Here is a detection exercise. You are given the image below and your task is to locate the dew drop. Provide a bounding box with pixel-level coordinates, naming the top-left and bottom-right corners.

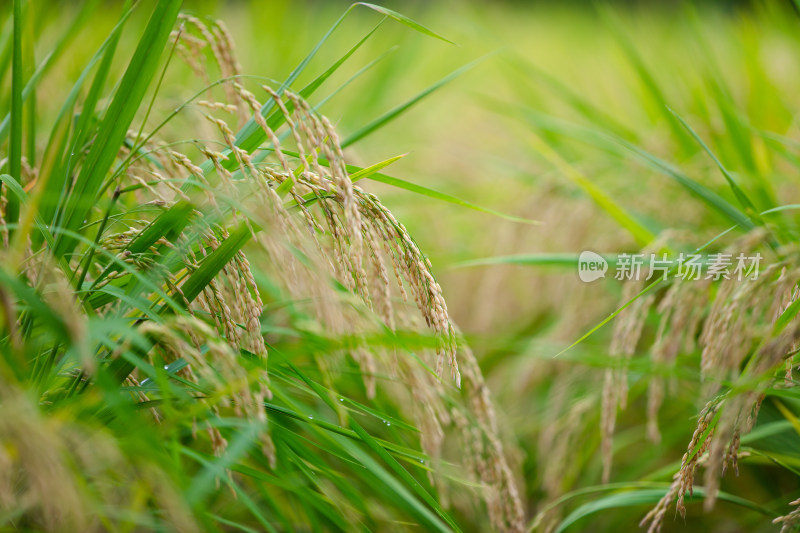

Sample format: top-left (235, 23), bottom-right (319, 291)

top-left (308, 416), bottom-right (313, 420)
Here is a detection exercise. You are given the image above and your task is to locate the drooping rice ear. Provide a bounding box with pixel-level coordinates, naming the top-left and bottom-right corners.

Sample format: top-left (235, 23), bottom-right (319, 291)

top-left (641, 233), bottom-right (800, 526)
top-left (600, 278), bottom-right (655, 481)
top-left (774, 497), bottom-right (800, 532)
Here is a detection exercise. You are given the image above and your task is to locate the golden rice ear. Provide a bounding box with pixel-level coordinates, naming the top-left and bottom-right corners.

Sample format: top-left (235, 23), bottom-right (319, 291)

top-left (637, 233), bottom-right (800, 527)
top-left (648, 277), bottom-right (709, 443)
top-left (640, 399), bottom-right (719, 533)
top-left (0, 385), bottom-right (198, 532)
top-left (0, 389), bottom-right (90, 531)
top-left (177, 15), bottom-right (246, 125)
top-left (600, 278), bottom-right (656, 482)
top-left (774, 497), bottom-right (800, 532)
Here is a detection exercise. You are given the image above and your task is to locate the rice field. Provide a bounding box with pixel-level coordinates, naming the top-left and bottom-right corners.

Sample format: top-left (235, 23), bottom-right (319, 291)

top-left (2, 0), bottom-right (800, 531)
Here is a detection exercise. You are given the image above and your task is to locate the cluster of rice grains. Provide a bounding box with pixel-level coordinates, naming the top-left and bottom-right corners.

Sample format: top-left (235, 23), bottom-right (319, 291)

top-left (588, 235), bottom-right (800, 533)
top-left (8, 15), bottom-right (524, 532)
top-left (0, 383), bottom-right (196, 532)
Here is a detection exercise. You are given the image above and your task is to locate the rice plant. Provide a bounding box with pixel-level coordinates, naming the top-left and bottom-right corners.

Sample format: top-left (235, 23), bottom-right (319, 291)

top-left (0, 1), bottom-right (524, 531)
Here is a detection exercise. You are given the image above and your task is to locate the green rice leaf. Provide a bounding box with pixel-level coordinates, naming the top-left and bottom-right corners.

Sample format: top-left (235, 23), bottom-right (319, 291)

top-left (453, 253), bottom-right (618, 269)
top-left (174, 221), bottom-right (253, 306)
top-left (668, 107), bottom-right (763, 223)
top-left (5, 0), bottom-right (23, 228)
top-left (298, 19), bottom-right (385, 100)
top-left (511, 106), bottom-right (753, 230)
top-left (281, 150), bottom-right (536, 224)
top-left (38, 2), bottom-right (133, 244)
top-left (356, 3), bottom-right (454, 44)
top-left (54, 0), bottom-right (182, 258)
top-left (555, 487), bottom-right (772, 533)
top-left (366, 171), bottom-right (538, 225)
top-left (342, 57), bottom-right (486, 148)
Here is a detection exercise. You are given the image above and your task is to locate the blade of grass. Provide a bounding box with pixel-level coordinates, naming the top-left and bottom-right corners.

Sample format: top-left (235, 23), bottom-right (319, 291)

top-left (554, 487), bottom-right (772, 533)
top-left (668, 107), bottom-right (764, 223)
top-left (595, 3), bottom-right (695, 155)
top-left (685, 8), bottom-right (762, 176)
top-left (173, 221), bottom-right (252, 306)
top-left (286, 359), bottom-right (460, 532)
top-left (356, 3), bottom-right (454, 44)
top-left (367, 171), bottom-right (538, 225)
top-left (265, 376), bottom-right (449, 527)
top-left (342, 56), bottom-right (487, 148)
top-left (348, 422), bottom-right (457, 533)
top-left (262, 396), bottom-right (429, 463)
top-left (6, 0), bottom-right (23, 230)
top-left (181, 3), bottom-right (378, 187)
top-left (453, 253), bottom-right (619, 269)
top-left (232, 4), bottom-right (361, 154)
top-left (350, 153), bottom-right (407, 182)
top-left (280, 150), bottom-right (537, 224)
top-left (85, 201), bottom-right (195, 300)
top-left (0, 0), bottom-right (101, 143)
top-left (22, 2), bottom-right (33, 167)
top-left (505, 52), bottom-right (637, 141)
top-left (509, 105), bottom-right (753, 230)
top-left (54, 0), bottom-right (182, 259)
top-left (36, 1), bottom-right (133, 235)
top-left (298, 18), bottom-right (385, 101)
top-left (185, 422), bottom-right (261, 505)
top-left (773, 400), bottom-right (800, 439)
top-left (313, 45), bottom-right (399, 111)
top-left (0, 16), bottom-right (12, 83)
top-left (0, 174), bottom-right (56, 251)
top-left (193, 3), bottom-right (450, 184)
top-left (527, 132), bottom-right (655, 245)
